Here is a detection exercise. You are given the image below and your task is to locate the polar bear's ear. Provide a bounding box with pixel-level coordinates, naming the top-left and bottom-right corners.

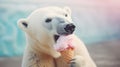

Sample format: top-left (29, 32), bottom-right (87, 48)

top-left (17, 18), bottom-right (28, 31)
top-left (63, 7), bottom-right (71, 15)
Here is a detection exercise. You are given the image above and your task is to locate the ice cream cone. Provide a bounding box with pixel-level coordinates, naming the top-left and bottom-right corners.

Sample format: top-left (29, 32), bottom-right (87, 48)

top-left (60, 47), bottom-right (74, 63)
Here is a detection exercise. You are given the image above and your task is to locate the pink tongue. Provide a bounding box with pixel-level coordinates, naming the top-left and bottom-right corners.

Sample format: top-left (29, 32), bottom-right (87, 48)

top-left (54, 34), bottom-right (75, 51)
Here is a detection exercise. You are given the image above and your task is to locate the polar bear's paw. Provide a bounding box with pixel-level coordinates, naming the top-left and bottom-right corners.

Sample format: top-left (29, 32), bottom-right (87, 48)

top-left (70, 56), bottom-right (85, 67)
top-left (52, 52), bottom-right (61, 58)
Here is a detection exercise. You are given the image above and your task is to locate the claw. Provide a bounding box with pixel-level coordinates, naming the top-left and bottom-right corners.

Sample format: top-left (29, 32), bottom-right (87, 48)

top-left (70, 59), bottom-right (76, 67)
top-left (70, 58), bottom-right (76, 61)
top-left (70, 61), bottom-right (76, 67)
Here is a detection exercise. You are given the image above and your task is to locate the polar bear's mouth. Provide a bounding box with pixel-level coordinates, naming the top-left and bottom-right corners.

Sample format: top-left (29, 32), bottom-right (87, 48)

top-left (54, 35), bottom-right (60, 42)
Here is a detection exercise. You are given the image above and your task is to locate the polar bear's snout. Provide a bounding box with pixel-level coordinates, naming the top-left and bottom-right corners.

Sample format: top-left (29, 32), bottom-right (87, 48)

top-left (64, 23), bottom-right (75, 34)
top-left (57, 23), bottom-right (76, 35)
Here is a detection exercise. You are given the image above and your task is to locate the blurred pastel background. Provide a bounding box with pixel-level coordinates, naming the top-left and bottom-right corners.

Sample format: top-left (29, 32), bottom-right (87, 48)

top-left (0, 0), bottom-right (120, 67)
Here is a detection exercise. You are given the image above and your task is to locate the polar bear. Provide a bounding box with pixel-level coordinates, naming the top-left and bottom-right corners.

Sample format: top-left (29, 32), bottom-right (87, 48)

top-left (18, 6), bottom-right (96, 67)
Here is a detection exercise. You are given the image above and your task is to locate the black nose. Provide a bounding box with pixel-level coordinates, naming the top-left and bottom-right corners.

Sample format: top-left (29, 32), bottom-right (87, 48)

top-left (64, 23), bottom-right (76, 34)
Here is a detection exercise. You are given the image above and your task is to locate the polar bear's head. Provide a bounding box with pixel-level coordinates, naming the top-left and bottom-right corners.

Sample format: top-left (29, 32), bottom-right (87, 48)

top-left (18, 6), bottom-right (75, 43)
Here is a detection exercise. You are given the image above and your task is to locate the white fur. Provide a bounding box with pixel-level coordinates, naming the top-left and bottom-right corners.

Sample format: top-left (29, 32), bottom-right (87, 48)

top-left (18, 6), bottom-right (96, 67)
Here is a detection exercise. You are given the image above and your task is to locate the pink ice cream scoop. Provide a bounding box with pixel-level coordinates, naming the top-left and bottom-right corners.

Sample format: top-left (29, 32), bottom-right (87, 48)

top-left (54, 34), bottom-right (76, 52)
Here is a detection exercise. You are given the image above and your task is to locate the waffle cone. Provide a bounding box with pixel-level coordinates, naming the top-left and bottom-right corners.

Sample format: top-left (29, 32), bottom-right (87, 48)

top-left (60, 48), bottom-right (74, 63)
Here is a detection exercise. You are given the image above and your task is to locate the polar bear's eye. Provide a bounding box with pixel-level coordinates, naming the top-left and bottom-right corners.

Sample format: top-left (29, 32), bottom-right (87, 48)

top-left (65, 14), bottom-right (68, 17)
top-left (45, 18), bottom-right (52, 23)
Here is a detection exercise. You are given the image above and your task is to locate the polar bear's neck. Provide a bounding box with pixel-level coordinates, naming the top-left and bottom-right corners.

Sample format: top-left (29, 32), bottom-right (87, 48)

top-left (22, 34), bottom-right (55, 67)
top-left (26, 34), bottom-right (55, 54)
